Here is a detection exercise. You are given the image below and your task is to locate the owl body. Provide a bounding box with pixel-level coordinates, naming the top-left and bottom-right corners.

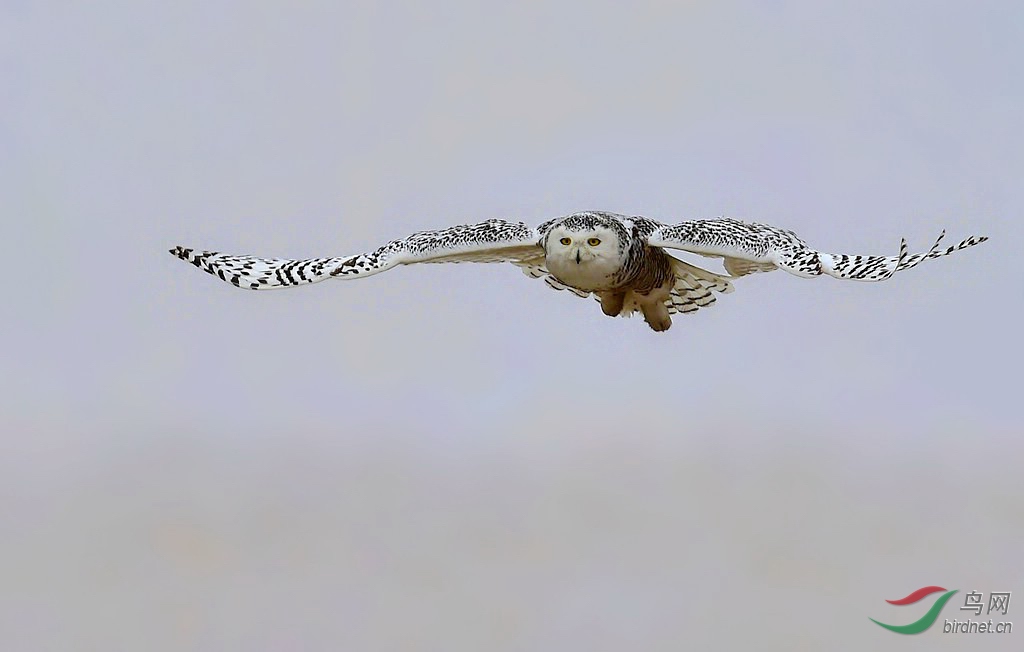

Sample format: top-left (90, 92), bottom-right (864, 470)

top-left (171, 210), bottom-right (986, 332)
top-left (540, 213), bottom-right (679, 329)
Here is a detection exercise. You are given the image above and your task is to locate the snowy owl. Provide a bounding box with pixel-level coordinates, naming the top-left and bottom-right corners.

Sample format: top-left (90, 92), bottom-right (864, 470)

top-left (170, 211), bottom-right (986, 331)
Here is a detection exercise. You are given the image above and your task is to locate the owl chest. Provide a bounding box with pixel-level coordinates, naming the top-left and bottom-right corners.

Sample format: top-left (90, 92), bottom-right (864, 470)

top-left (621, 247), bottom-right (674, 292)
top-left (544, 252), bottom-right (624, 292)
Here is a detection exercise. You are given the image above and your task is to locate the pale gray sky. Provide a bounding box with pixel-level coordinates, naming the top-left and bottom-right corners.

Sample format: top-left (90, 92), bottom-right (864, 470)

top-left (2, 2), bottom-right (1022, 650)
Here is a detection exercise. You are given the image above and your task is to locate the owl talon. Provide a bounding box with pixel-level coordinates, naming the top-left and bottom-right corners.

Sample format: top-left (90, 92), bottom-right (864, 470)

top-left (599, 292), bottom-right (626, 317)
top-left (641, 301), bottom-right (672, 332)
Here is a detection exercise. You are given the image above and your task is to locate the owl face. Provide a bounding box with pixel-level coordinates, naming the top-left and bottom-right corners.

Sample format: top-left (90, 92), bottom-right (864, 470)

top-left (544, 222), bottom-right (622, 290)
top-left (548, 223), bottom-right (619, 262)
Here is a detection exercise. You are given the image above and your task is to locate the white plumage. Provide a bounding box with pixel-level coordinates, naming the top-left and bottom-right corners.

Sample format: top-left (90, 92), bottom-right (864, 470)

top-left (171, 211), bottom-right (986, 332)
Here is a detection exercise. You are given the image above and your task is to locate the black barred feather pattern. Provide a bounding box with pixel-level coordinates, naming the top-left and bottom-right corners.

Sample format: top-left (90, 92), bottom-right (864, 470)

top-left (170, 219), bottom-right (544, 290)
top-left (330, 219), bottom-right (544, 277)
top-left (665, 257), bottom-right (734, 315)
top-left (648, 217), bottom-right (987, 281)
top-left (819, 230), bottom-right (988, 281)
top-left (171, 211), bottom-right (986, 331)
top-left (515, 262), bottom-right (592, 298)
top-left (168, 247), bottom-right (350, 290)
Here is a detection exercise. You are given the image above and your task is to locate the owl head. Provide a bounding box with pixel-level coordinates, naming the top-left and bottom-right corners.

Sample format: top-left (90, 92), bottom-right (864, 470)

top-left (544, 212), bottom-right (629, 289)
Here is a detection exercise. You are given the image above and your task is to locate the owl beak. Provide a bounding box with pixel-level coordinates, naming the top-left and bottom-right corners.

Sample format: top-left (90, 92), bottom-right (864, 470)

top-left (575, 249), bottom-right (581, 264)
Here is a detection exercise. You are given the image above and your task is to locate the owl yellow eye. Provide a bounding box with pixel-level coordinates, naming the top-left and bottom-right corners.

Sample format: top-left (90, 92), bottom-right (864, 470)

top-left (559, 237), bottom-right (571, 245)
top-left (587, 237), bottom-right (601, 246)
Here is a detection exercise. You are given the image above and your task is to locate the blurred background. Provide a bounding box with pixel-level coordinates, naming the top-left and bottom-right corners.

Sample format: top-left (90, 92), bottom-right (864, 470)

top-left (2, 1), bottom-right (1022, 649)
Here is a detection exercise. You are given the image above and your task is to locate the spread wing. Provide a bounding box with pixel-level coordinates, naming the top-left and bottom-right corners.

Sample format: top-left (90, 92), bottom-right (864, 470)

top-left (646, 217), bottom-right (987, 280)
top-left (170, 219), bottom-right (545, 290)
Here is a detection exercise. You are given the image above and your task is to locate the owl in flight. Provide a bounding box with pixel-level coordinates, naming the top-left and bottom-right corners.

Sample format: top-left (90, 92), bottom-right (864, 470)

top-left (170, 211), bottom-right (986, 331)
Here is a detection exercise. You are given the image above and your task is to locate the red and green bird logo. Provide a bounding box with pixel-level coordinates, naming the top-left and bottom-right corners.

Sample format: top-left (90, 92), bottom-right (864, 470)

top-left (870, 586), bottom-right (958, 634)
